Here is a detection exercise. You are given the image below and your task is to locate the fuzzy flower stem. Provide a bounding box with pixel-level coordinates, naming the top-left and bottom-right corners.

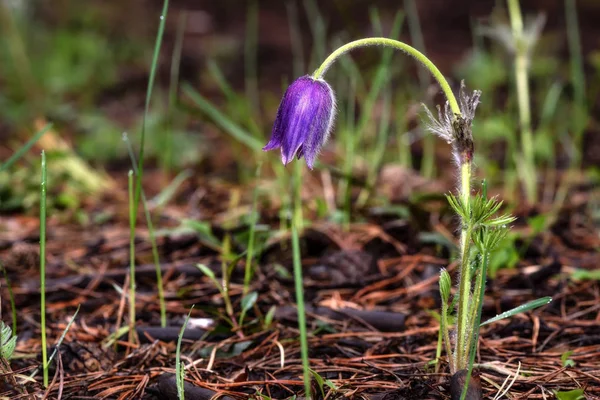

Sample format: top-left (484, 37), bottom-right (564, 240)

top-left (454, 161), bottom-right (472, 370)
top-left (441, 299), bottom-right (454, 374)
top-left (313, 38), bottom-right (461, 116)
top-left (455, 226), bottom-right (472, 370)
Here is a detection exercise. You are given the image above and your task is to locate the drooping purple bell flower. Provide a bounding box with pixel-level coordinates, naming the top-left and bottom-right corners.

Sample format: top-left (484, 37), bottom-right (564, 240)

top-left (263, 75), bottom-right (336, 169)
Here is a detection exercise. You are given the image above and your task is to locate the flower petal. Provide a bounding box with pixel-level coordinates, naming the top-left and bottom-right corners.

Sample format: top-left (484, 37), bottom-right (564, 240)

top-left (264, 75), bottom-right (337, 168)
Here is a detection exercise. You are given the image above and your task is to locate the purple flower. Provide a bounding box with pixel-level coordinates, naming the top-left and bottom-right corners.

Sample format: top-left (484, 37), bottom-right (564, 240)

top-left (263, 75), bottom-right (336, 169)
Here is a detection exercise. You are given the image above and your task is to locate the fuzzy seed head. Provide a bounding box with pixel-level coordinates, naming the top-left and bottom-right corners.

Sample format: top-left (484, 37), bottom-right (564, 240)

top-left (421, 81), bottom-right (481, 165)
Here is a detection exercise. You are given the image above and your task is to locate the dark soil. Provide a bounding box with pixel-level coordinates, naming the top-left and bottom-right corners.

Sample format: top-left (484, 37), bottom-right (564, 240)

top-left (1, 169), bottom-right (599, 399)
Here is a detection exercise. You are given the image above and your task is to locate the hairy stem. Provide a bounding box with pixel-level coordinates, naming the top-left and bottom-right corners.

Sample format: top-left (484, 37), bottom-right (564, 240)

top-left (460, 248), bottom-right (490, 400)
top-left (313, 37), bottom-right (460, 116)
top-left (292, 189), bottom-right (312, 398)
top-left (455, 224), bottom-right (472, 371)
top-left (441, 300), bottom-right (454, 374)
top-left (465, 251), bottom-right (487, 371)
top-left (454, 159), bottom-right (473, 370)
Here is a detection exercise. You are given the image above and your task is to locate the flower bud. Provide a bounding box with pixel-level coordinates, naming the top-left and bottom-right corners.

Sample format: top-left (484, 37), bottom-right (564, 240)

top-left (263, 75), bottom-right (336, 169)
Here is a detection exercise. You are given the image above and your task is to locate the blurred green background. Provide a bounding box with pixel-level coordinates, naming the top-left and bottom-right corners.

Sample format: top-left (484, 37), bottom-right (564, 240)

top-left (0, 0), bottom-right (599, 215)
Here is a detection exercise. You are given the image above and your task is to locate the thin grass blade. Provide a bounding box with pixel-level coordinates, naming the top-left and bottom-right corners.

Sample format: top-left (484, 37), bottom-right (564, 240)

top-left (480, 297), bottom-right (552, 326)
top-left (176, 306), bottom-right (194, 400)
top-left (39, 150), bottom-right (48, 387)
top-left (183, 83), bottom-right (263, 151)
top-left (0, 124), bottom-right (52, 172)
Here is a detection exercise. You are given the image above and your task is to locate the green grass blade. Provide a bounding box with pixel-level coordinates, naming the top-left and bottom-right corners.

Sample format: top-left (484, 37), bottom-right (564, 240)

top-left (291, 183), bottom-right (312, 398)
top-left (566, 0), bottom-right (585, 108)
top-left (195, 264), bottom-right (224, 298)
top-left (39, 150), bottom-right (48, 387)
top-left (338, 76), bottom-right (357, 227)
top-left (480, 297), bottom-right (552, 326)
top-left (134, 0), bottom-right (169, 219)
top-left (149, 169), bottom-right (193, 210)
top-left (539, 81), bottom-right (563, 127)
top-left (243, 164), bottom-right (261, 297)
top-left (404, 0), bottom-right (436, 177)
top-left (176, 306), bottom-right (194, 400)
top-left (165, 10), bottom-right (187, 173)
top-left (128, 170), bottom-right (137, 342)
top-left (303, 0), bottom-right (327, 68)
top-left (0, 123), bottom-right (52, 172)
top-left (206, 60), bottom-right (239, 103)
top-left (239, 291), bottom-right (258, 327)
top-left (123, 133), bottom-right (167, 327)
top-left (183, 83), bottom-right (263, 151)
top-left (206, 60), bottom-right (263, 140)
top-left (45, 305), bottom-right (80, 368)
top-left (357, 88), bottom-right (391, 207)
top-left (404, 0), bottom-right (429, 88)
top-left (286, 1), bottom-right (305, 77)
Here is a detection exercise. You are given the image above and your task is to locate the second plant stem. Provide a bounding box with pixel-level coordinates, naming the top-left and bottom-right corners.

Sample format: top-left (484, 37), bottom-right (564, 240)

top-left (291, 165), bottom-right (311, 398)
top-left (508, 0), bottom-right (537, 203)
top-left (455, 160), bottom-right (473, 371)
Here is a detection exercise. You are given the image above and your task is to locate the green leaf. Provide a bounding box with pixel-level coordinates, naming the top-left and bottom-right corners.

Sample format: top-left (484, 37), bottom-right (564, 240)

top-left (149, 169), bottom-right (193, 209)
top-left (527, 214), bottom-right (548, 234)
top-left (309, 368), bottom-right (326, 398)
top-left (474, 225), bottom-right (510, 253)
top-left (368, 205), bottom-right (410, 219)
top-left (418, 232), bottom-right (458, 252)
top-left (427, 309), bottom-right (456, 324)
top-left (488, 244), bottom-right (520, 277)
top-left (195, 264), bottom-right (223, 295)
top-left (181, 219), bottom-right (221, 249)
top-left (0, 124), bottom-right (53, 172)
top-left (195, 263), bottom-right (216, 280)
top-left (571, 269), bottom-right (600, 281)
top-left (554, 389), bottom-right (585, 400)
top-left (324, 379), bottom-right (338, 391)
top-left (485, 214), bottom-right (517, 227)
top-left (561, 351), bottom-right (575, 368)
top-left (0, 321), bottom-right (17, 360)
top-left (264, 306), bottom-right (276, 329)
top-left (183, 84), bottom-right (262, 151)
top-left (241, 291), bottom-right (258, 315)
top-left (46, 305), bottom-right (80, 367)
top-left (445, 193), bottom-right (468, 220)
top-left (480, 297), bottom-right (552, 326)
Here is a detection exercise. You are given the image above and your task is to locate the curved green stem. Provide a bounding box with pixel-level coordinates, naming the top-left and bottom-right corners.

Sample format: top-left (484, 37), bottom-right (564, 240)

top-left (312, 37), bottom-right (461, 116)
top-left (312, 37), bottom-right (476, 376)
